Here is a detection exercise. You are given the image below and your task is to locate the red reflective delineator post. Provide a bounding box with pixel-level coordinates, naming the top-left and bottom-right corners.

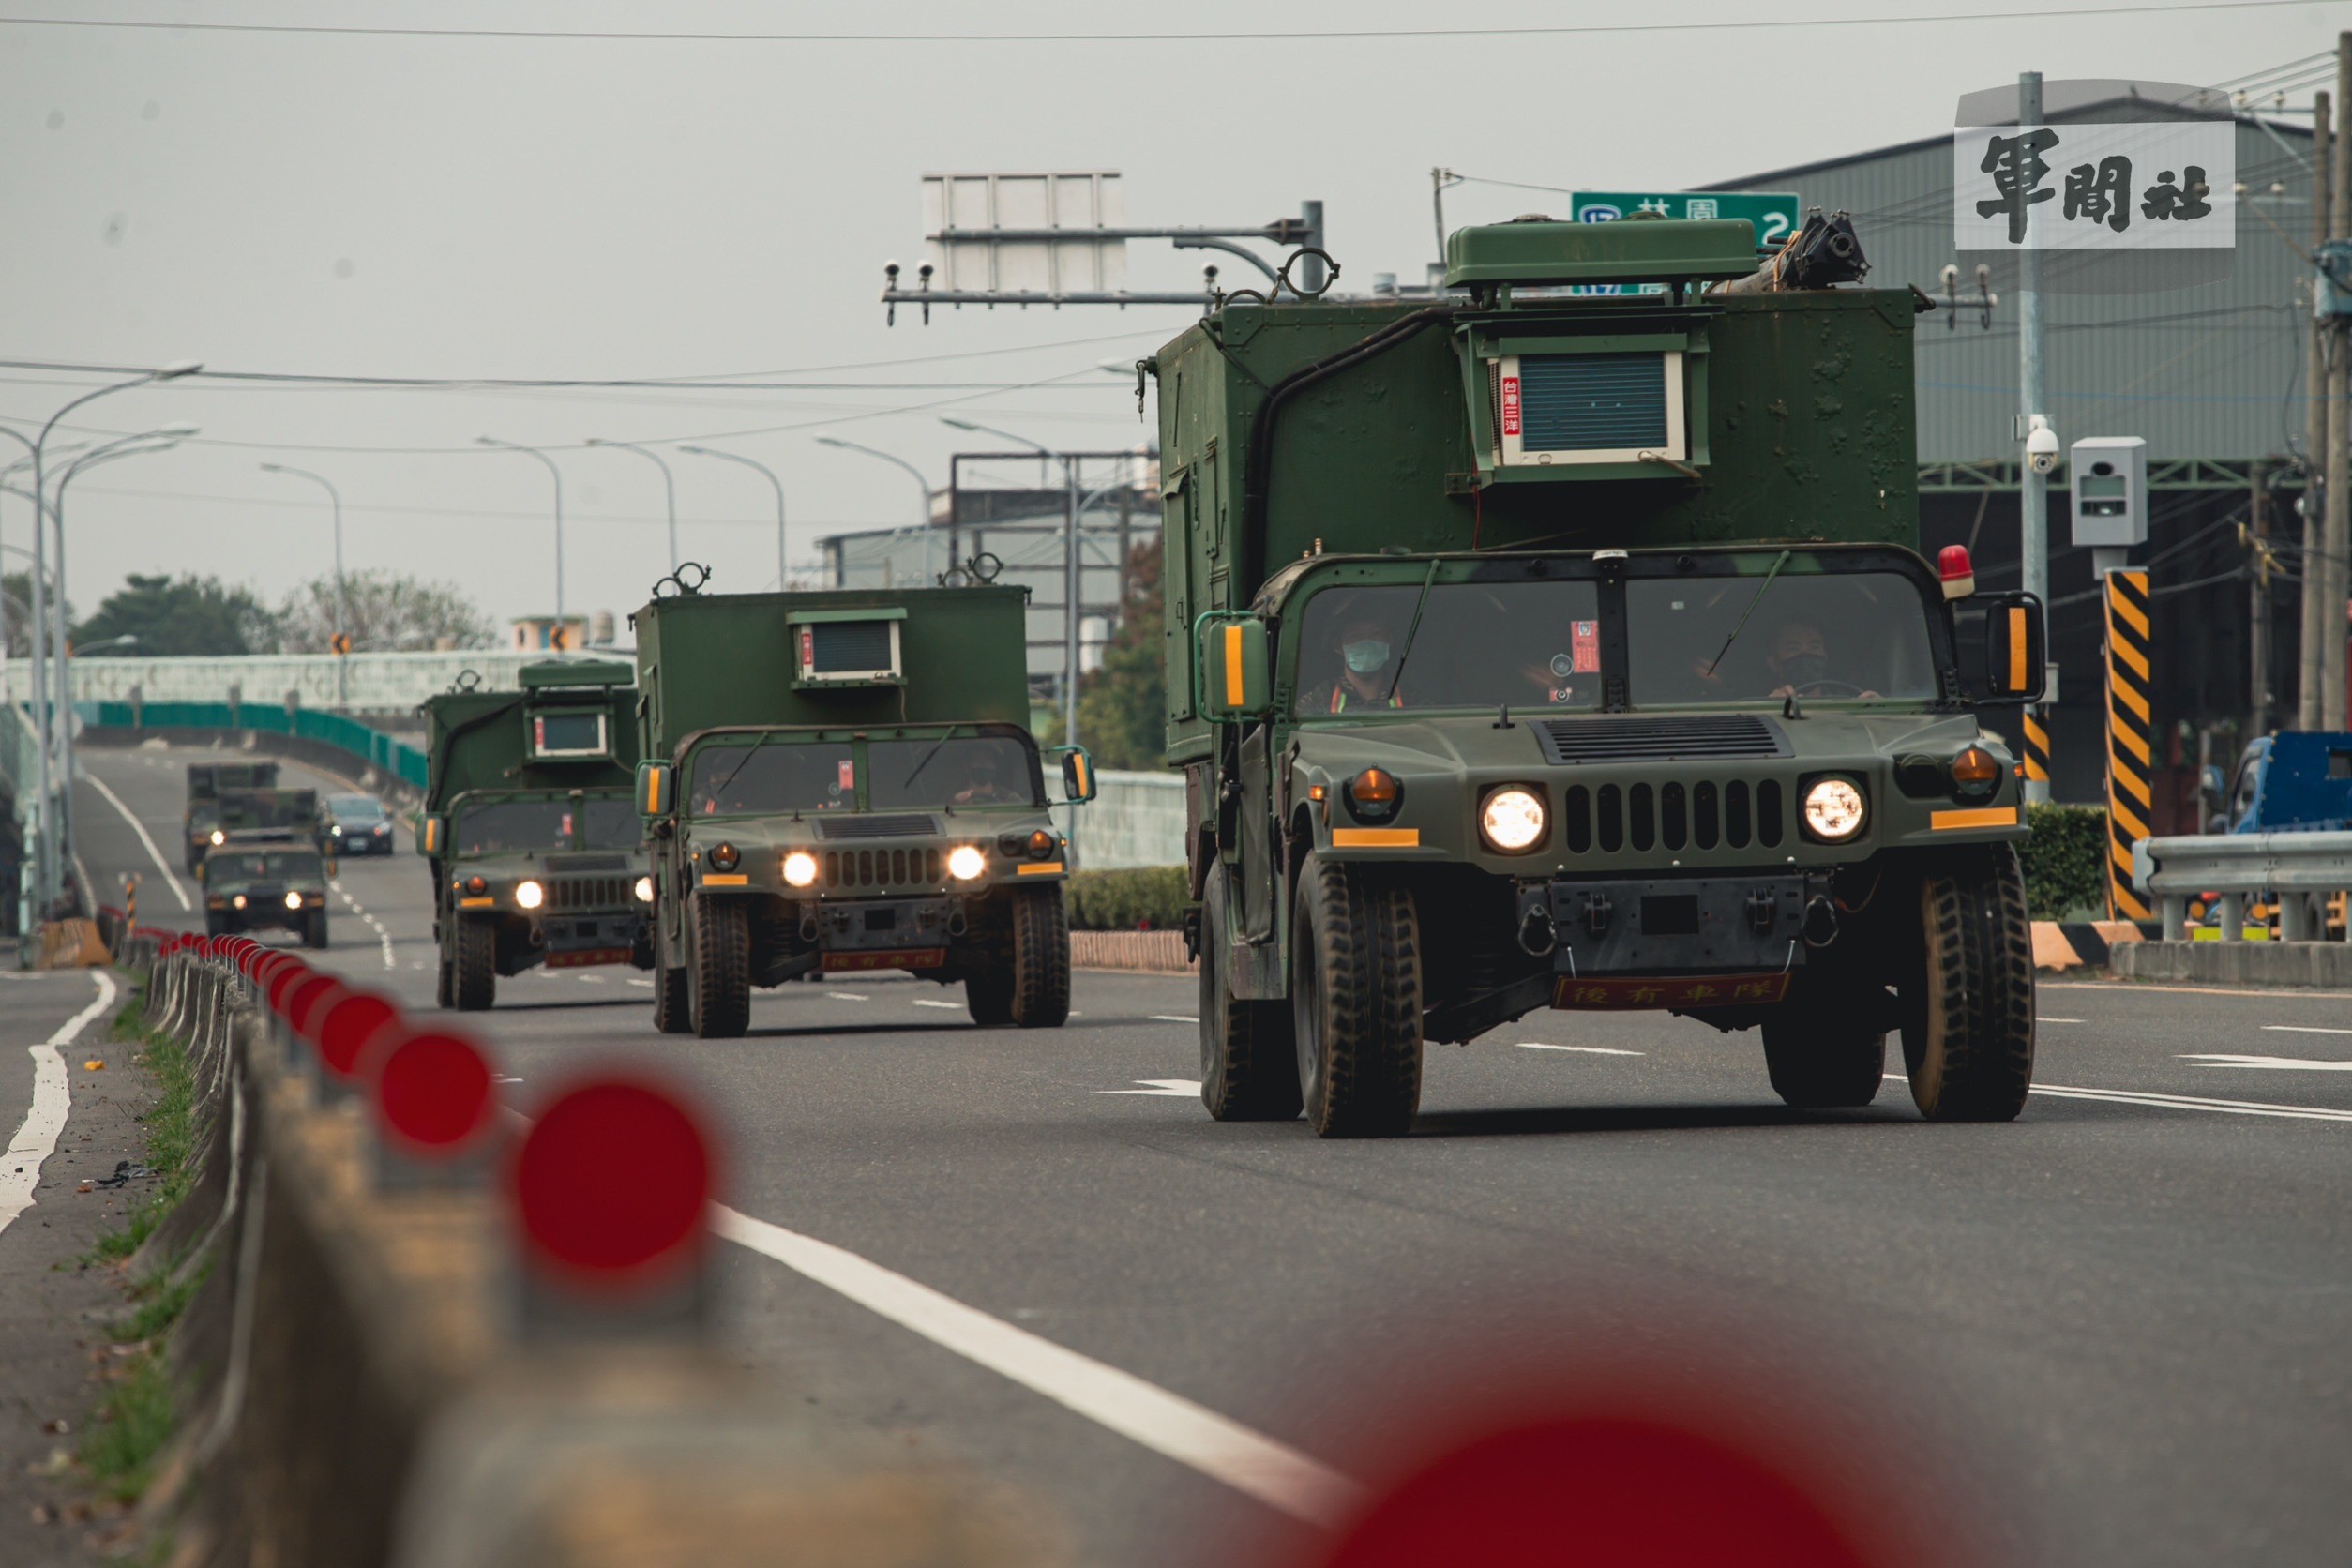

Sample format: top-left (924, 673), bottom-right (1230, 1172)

top-left (310, 988), bottom-right (400, 1104)
top-left (364, 1026), bottom-right (499, 1191)
top-left (508, 1076), bottom-right (718, 1336)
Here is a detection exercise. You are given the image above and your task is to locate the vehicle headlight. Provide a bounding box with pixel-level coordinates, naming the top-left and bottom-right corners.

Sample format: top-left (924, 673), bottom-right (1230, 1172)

top-left (1802, 777), bottom-right (1868, 841)
top-left (210, 830), bottom-right (225, 845)
top-left (331, 825), bottom-right (344, 836)
top-left (782, 852), bottom-right (818, 889)
top-left (708, 842), bottom-right (740, 873)
top-left (946, 844), bottom-right (988, 882)
top-left (1479, 787), bottom-right (1548, 853)
top-left (284, 890), bottom-right (304, 911)
top-left (232, 895), bottom-right (247, 910)
top-left (634, 875), bottom-right (656, 902)
top-left (514, 879), bottom-right (545, 910)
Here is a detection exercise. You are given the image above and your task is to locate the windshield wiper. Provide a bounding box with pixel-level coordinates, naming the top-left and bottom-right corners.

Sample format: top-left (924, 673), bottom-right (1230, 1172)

top-left (701, 738), bottom-right (768, 808)
top-left (1703, 550), bottom-right (1793, 679)
top-left (1382, 560), bottom-right (1441, 706)
top-left (900, 731), bottom-right (958, 791)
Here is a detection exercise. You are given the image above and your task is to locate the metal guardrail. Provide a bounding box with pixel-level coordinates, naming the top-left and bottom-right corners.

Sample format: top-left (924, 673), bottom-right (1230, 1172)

top-left (81, 699), bottom-right (430, 790)
top-left (2137, 832), bottom-right (2352, 942)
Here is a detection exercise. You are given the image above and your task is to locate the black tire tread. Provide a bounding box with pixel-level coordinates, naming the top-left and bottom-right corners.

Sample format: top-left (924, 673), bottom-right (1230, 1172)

top-left (1199, 863), bottom-right (1301, 1121)
top-left (1296, 859), bottom-right (1422, 1138)
top-left (1761, 1000), bottom-right (1885, 1109)
top-left (652, 954), bottom-right (691, 1033)
top-left (690, 895), bottom-right (751, 1039)
top-left (1009, 885), bottom-right (1072, 1029)
top-left (452, 917), bottom-right (496, 1012)
top-left (1906, 846), bottom-right (2036, 1122)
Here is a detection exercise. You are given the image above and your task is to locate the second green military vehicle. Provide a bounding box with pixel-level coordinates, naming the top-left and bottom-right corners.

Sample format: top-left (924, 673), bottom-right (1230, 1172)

top-left (214, 786), bottom-right (324, 854)
top-left (1147, 214), bottom-right (2047, 1137)
top-left (416, 662), bottom-right (651, 1010)
top-left (630, 581), bottom-right (1093, 1038)
top-left (182, 761), bottom-right (279, 871)
top-left (199, 830), bottom-right (331, 945)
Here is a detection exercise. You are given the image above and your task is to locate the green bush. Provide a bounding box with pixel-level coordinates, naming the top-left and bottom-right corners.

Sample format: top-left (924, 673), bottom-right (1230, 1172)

top-left (2018, 803), bottom-right (2109, 920)
top-left (1066, 866), bottom-right (1189, 930)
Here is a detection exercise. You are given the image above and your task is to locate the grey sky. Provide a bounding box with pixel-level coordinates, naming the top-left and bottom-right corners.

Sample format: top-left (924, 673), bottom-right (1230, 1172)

top-left (1, 0), bottom-right (2337, 634)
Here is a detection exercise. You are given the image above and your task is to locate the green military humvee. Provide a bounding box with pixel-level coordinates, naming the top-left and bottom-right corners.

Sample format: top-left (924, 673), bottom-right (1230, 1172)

top-left (200, 830), bottom-right (331, 946)
top-left (630, 581), bottom-right (1093, 1038)
top-left (1147, 215), bottom-right (2047, 1138)
top-left (183, 761), bottom-right (280, 871)
top-left (417, 662), bottom-right (651, 1010)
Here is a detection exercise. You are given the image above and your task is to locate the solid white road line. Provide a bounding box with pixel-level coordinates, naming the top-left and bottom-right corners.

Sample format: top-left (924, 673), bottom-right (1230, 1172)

top-left (1098, 1078), bottom-right (1202, 1097)
top-left (1515, 1042), bottom-right (1644, 1056)
top-left (712, 1206), bottom-right (1362, 1526)
top-left (2180, 1053), bottom-right (2352, 1072)
top-left (0, 972), bottom-right (117, 1240)
top-left (83, 772), bottom-right (190, 909)
top-left (1889, 1069), bottom-right (2352, 1123)
top-left (2263, 1024), bottom-right (2352, 1036)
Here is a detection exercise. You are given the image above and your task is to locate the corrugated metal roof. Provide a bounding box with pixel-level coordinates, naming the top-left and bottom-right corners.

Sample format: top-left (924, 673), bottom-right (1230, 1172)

top-left (1711, 111), bottom-right (2314, 468)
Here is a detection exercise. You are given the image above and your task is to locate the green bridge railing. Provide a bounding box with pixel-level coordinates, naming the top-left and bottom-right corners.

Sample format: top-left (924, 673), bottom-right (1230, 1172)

top-left (81, 701), bottom-right (429, 792)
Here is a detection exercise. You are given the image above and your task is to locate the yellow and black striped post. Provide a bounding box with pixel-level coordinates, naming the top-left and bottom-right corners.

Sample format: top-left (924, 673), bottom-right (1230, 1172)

top-left (2022, 708), bottom-right (2052, 796)
top-left (2102, 569), bottom-right (2154, 924)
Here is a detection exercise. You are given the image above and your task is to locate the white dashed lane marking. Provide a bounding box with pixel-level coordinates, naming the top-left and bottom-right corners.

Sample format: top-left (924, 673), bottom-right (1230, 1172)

top-left (1516, 1042), bottom-right (1644, 1056)
top-left (912, 999), bottom-right (961, 1010)
top-left (1150, 1015), bottom-right (1199, 1024)
top-left (1098, 1078), bottom-right (1201, 1097)
top-left (328, 881), bottom-right (397, 970)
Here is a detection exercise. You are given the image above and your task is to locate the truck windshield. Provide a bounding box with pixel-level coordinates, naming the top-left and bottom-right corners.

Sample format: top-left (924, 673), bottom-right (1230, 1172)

top-left (222, 794), bottom-right (313, 829)
top-left (215, 852), bottom-right (321, 880)
top-left (454, 798), bottom-right (641, 853)
top-left (1292, 582), bottom-right (1606, 716)
top-left (690, 742), bottom-right (854, 816)
top-left (867, 736), bottom-right (1041, 809)
top-left (1625, 572), bottom-right (1937, 704)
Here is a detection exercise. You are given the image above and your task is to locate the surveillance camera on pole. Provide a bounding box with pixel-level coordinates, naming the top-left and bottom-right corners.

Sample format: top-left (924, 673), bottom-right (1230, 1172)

top-left (2024, 415), bottom-right (2060, 475)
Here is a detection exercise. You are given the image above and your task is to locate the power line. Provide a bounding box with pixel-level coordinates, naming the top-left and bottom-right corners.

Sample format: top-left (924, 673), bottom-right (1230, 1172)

top-left (0, 0), bottom-right (2312, 43)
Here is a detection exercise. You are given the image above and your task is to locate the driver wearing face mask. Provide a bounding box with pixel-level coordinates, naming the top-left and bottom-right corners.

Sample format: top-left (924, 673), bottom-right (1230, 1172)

top-left (1764, 619), bottom-right (1877, 701)
top-left (1314, 611), bottom-right (1407, 714)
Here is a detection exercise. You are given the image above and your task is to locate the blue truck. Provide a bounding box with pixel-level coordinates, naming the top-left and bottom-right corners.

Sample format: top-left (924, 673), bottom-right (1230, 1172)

top-left (2217, 732), bottom-right (2352, 834)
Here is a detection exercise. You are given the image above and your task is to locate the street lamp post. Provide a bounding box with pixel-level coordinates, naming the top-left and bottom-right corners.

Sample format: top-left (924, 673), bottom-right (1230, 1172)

top-left (941, 417), bottom-right (1080, 748)
top-left (587, 438), bottom-right (680, 574)
top-left (813, 435), bottom-right (933, 558)
top-left (48, 429), bottom-right (198, 878)
top-left (477, 437), bottom-right (567, 646)
top-left (14, 362), bottom-right (199, 921)
top-left (260, 463), bottom-right (349, 709)
top-left (678, 445), bottom-right (788, 590)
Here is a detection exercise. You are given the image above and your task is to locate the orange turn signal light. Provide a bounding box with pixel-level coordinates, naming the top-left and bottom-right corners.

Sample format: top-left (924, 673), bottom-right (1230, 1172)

top-left (1952, 746), bottom-right (2001, 798)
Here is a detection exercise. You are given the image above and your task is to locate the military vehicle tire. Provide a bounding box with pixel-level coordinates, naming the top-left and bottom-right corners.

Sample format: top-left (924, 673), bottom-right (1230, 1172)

top-left (1903, 846), bottom-right (2035, 1122)
top-left (1761, 999), bottom-right (1884, 1109)
top-left (1199, 862), bottom-right (1300, 1121)
top-left (689, 895), bottom-right (750, 1039)
top-left (452, 917), bottom-right (497, 1011)
top-left (1290, 856), bottom-right (1422, 1138)
top-left (652, 955), bottom-right (692, 1034)
top-left (435, 948), bottom-right (455, 1009)
top-left (304, 910), bottom-right (330, 950)
top-left (204, 912), bottom-right (223, 938)
top-left (1008, 885), bottom-right (1071, 1029)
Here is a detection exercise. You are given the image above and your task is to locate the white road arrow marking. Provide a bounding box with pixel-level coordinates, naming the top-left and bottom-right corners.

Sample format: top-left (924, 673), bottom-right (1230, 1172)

top-left (2181, 1053), bottom-right (2352, 1071)
top-left (2262, 1024), bottom-right (2352, 1037)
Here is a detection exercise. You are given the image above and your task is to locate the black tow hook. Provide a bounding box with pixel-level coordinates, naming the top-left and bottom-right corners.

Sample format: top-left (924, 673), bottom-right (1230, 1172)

top-left (1517, 905), bottom-right (1558, 957)
top-left (1802, 896), bottom-right (1840, 948)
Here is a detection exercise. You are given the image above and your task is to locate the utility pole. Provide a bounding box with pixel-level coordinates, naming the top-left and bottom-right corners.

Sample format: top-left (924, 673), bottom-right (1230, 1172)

top-left (2018, 69), bottom-right (2052, 804)
top-left (2302, 88), bottom-right (2335, 731)
top-left (2251, 460), bottom-right (2270, 736)
top-left (2326, 34), bottom-right (2352, 731)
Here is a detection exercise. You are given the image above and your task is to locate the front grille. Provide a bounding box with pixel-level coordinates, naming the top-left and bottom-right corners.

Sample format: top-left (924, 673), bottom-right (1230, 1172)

top-left (1561, 779), bottom-right (1787, 855)
top-left (549, 876), bottom-right (629, 912)
top-left (823, 848), bottom-right (943, 891)
top-left (818, 813), bottom-right (940, 840)
top-left (1533, 715), bottom-right (1788, 765)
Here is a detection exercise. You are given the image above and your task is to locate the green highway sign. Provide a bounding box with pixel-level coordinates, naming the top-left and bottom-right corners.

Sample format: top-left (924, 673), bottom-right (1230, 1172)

top-left (1569, 190), bottom-right (1801, 245)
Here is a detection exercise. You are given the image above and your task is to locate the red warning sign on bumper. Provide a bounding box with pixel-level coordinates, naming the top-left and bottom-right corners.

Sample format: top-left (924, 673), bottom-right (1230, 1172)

top-left (1552, 972), bottom-right (1791, 1010)
top-left (822, 949), bottom-right (947, 972)
top-left (546, 948), bottom-right (634, 969)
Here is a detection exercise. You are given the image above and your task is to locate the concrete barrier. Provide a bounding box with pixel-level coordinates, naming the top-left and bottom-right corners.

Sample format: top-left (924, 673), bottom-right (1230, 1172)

top-left (125, 941), bottom-right (1041, 1566)
top-left (2109, 938), bottom-right (2352, 988)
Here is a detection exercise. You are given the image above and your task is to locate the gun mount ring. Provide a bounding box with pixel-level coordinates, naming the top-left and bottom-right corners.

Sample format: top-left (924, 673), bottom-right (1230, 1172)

top-left (1274, 247), bottom-right (1340, 302)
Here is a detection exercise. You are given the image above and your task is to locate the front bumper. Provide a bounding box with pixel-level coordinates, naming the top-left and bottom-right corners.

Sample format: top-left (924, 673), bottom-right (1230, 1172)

top-left (802, 894), bottom-right (957, 972)
top-left (1522, 872), bottom-right (1831, 1006)
top-left (535, 910), bottom-right (646, 968)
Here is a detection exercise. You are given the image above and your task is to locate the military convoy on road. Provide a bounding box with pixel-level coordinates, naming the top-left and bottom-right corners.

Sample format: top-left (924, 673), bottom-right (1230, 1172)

top-left (415, 662), bottom-right (651, 1010)
top-left (200, 831), bottom-right (330, 946)
top-left (1145, 214), bottom-right (2047, 1137)
top-left (629, 582), bottom-right (1092, 1038)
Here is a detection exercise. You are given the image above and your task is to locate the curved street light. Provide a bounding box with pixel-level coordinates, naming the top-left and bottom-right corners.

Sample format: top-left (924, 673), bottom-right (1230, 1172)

top-left (814, 434), bottom-right (935, 581)
top-left (260, 462), bottom-right (351, 709)
top-left (477, 436), bottom-right (567, 641)
top-left (586, 438), bottom-right (680, 573)
top-left (678, 445), bottom-right (787, 591)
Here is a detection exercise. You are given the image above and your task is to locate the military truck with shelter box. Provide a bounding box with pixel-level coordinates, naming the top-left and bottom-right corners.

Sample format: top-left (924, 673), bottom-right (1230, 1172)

top-left (1146, 214), bottom-right (2048, 1137)
top-left (416, 661), bottom-right (650, 1009)
top-left (183, 760), bottom-right (280, 870)
top-left (630, 580), bottom-right (1093, 1038)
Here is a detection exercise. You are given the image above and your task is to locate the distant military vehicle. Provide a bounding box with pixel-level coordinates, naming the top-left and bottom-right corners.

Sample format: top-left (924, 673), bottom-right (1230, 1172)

top-left (1146, 214), bottom-right (2047, 1136)
top-left (214, 786), bottom-right (324, 854)
top-left (417, 662), bottom-right (649, 1009)
top-left (631, 580), bottom-right (1093, 1038)
top-left (182, 760), bottom-right (280, 871)
top-left (200, 831), bottom-right (330, 946)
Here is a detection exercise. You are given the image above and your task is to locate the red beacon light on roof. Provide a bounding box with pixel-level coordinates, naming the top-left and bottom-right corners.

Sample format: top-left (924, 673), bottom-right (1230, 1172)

top-left (1937, 545), bottom-right (1976, 601)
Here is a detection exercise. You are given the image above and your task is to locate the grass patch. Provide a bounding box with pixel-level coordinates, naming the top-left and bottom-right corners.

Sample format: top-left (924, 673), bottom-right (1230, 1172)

top-left (83, 1001), bottom-right (200, 1267)
top-left (80, 1350), bottom-right (180, 1503)
top-left (114, 1257), bottom-right (210, 1346)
